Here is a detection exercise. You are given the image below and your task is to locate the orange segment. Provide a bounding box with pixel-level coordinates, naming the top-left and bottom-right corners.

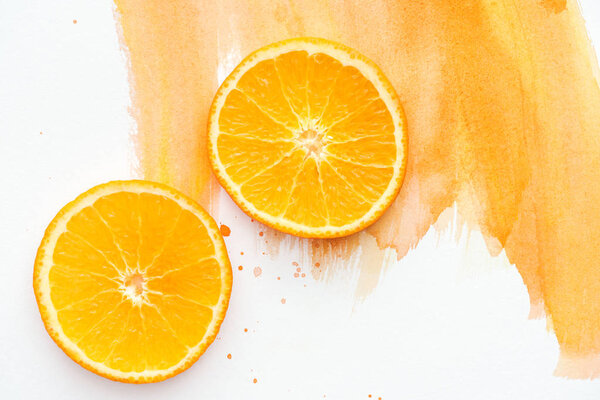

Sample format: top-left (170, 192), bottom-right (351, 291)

top-left (306, 53), bottom-right (344, 120)
top-left (218, 89), bottom-right (296, 140)
top-left (209, 38), bottom-right (408, 238)
top-left (240, 149), bottom-right (308, 217)
top-left (283, 157), bottom-right (329, 227)
top-left (217, 134), bottom-right (296, 184)
top-left (318, 65), bottom-right (382, 128)
top-left (325, 99), bottom-right (395, 142)
top-left (275, 50), bottom-right (310, 121)
top-left (319, 161), bottom-right (373, 227)
top-left (325, 135), bottom-right (397, 167)
top-left (33, 180), bottom-right (232, 383)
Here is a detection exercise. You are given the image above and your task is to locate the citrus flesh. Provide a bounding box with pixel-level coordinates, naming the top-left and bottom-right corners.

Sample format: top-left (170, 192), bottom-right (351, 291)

top-left (33, 180), bottom-right (232, 383)
top-left (208, 37), bottom-right (408, 238)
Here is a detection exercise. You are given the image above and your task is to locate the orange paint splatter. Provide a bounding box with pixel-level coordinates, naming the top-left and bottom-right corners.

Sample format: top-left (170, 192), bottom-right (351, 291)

top-left (114, 0), bottom-right (600, 378)
top-left (244, 328), bottom-right (248, 332)
top-left (281, 298), bottom-right (286, 304)
top-left (292, 261), bottom-right (298, 267)
top-left (301, 273), bottom-right (306, 278)
top-left (315, 262), bottom-right (320, 267)
top-left (259, 231), bottom-right (264, 237)
top-left (240, 251), bottom-right (244, 255)
top-left (294, 273), bottom-right (299, 278)
top-left (238, 265), bottom-right (243, 271)
top-left (227, 353), bottom-right (232, 359)
top-left (220, 224), bottom-right (231, 237)
top-left (296, 267), bottom-right (301, 272)
top-left (277, 276), bottom-right (281, 280)
top-left (72, 19), bottom-right (77, 24)
top-left (253, 266), bottom-right (262, 277)
top-left (253, 378), bottom-right (257, 384)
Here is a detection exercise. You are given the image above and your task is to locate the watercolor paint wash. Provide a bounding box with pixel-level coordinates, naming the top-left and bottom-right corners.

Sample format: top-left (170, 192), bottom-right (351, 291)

top-left (114, 0), bottom-right (600, 379)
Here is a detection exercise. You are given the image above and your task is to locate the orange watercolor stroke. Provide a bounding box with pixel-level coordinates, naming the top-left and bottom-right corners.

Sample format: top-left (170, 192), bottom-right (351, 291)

top-left (114, 0), bottom-right (600, 378)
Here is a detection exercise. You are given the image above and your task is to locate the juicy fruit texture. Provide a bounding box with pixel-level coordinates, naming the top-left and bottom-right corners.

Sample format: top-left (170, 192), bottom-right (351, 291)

top-left (33, 181), bottom-right (232, 383)
top-left (208, 38), bottom-right (407, 238)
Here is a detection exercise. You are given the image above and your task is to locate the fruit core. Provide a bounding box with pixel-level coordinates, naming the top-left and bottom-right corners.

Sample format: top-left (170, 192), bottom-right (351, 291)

top-left (123, 272), bottom-right (145, 304)
top-left (298, 128), bottom-right (325, 159)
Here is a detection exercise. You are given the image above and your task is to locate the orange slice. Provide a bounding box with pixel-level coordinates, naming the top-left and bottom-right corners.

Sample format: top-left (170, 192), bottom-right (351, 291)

top-left (208, 37), bottom-right (408, 238)
top-left (33, 180), bottom-right (232, 383)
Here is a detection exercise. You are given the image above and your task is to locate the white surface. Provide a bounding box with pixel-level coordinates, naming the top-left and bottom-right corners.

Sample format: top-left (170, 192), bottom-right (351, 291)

top-left (1, 1), bottom-right (600, 399)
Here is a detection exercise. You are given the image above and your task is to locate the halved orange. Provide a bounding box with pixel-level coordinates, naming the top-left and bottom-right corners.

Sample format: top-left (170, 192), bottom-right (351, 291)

top-left (33, 180), bottom-right (232, 383)
top-left (208, 37), bottom-right (408, 238)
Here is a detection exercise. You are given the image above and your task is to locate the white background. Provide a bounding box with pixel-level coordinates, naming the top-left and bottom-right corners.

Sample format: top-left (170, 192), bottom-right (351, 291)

top-left (2, 1), bottom-right (600, 399)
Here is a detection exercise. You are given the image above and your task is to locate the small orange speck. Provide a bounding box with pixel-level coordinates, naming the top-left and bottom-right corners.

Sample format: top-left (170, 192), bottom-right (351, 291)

top-left (39, 131), bottom-right (43, 135)
top-left (220, 224), bottom-right (231, 237)
top-left (277, 276), bottom-right (281, 280)
top-left (294, 273), bottom-right (299, 278)
top-left (304, 284), bottom-right (307, 287)
top-left (301, 273), bottom-right (306, 278)
top-left (259, 231), bottom-right (264, 237)
top-left (254, 266), bottom-right (262, 277)
top-left (238, 265), bottom-right (243, 271)
top-left (296, 267), bottom-right (301, 272)
top-left (378, 398), bottom-right (382, 400)
top-left (369, 396), bottom-right (372, 398)
top-left (253, 378), bottom-right (257, 384)
top-left (315, 262), bottom-right (321, 267)
top-left (227, 353), bottom-right (232, 359)
top-left (281, 298), bottom-right (286, 304)
top-left (244, 328), bottom-right (248, 332)
top-left (251, 219), bottom-right (254, 222)
top-left (73, 19), bottom-right (77, 24)
top-left (241, 251), bottom-right (244, 255)
top-left (292, 261), bottom-right (299, 266)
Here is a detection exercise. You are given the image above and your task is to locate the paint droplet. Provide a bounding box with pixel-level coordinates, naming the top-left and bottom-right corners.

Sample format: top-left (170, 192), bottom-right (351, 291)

top-left (294, 273), bottom-right (299, 278)
top-left (296, 267), bottom-right (301, 272)
top-left (315, 262), bottom-right (320, 267)
top-left (240, 251), bottom-right (244, 255)
top-left (39, 131), bottom-right (43, 135)
top-left (238, 265), bottom-right (243, 271)
top-left (301, 273), bottom-right (306, 278)
top-left (254, 266), bottom-right (262, 277)
top-left (259, 231), bottom-right (264, 237)
top-left (73, 19), bottom-right (77, 24)
top-left (253, 378), bottom-right (257, 384)
top-left (250, 219), bottom-right (254, 222)
top-left (292, 261), bottom-right (298, 267)
top-left (227, 353), bottom-right (231, 359)
top-left (244, 328), bottom-right (248, 332)
top-left (220, 224), bottom-right (231, 236)
top-left (277, 276), bottom-right (281, 280)
top-left (281, 298), bottom-right (286, 304)
top-left (304, 284), bottom-right (307, 287)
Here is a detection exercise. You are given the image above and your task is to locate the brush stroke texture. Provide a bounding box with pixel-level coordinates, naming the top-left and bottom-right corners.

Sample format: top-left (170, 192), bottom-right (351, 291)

top-left (114, 0), bottom-right (600, 378)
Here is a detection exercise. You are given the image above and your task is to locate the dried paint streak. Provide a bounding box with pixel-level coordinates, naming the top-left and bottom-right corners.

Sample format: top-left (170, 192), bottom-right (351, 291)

top-left (114, 0), bottom-right (600, 377)
top-left (113, 0), bottom-right (219, 209)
